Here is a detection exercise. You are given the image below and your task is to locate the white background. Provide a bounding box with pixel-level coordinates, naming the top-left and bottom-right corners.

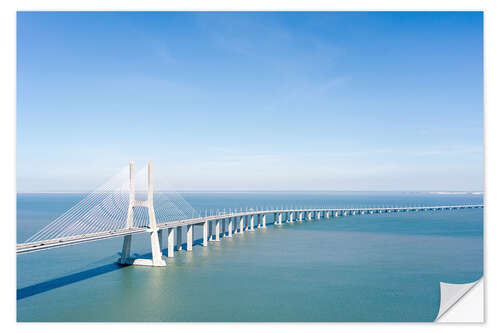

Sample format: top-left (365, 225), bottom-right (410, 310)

top-left (1, 0), bottom-right (497, 331)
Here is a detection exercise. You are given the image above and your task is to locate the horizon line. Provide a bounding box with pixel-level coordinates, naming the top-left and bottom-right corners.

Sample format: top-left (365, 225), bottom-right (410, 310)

top-left (16, 190), bottom-right (485, 194)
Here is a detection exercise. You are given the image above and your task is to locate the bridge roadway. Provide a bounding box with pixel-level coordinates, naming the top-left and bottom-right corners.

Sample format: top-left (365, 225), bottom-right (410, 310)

top-left (16, 204), bottom-right (483, 255)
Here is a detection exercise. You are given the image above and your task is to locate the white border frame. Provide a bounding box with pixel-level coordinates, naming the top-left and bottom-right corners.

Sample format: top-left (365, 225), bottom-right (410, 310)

top-left (2, 0), bottom-right (497, 331)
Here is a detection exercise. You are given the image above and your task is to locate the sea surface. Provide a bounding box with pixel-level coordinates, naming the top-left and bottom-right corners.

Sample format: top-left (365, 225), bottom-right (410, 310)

top-left (17, 192), bottom-right (483, 322)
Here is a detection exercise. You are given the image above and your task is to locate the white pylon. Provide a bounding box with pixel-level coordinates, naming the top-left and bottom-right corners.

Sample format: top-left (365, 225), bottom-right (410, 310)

top-left (119, 161), bottom-right (166, 267)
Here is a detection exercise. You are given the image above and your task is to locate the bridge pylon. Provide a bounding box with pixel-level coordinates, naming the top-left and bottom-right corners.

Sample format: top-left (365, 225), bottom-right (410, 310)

top-left (118, 161), bottom-right (167, 267)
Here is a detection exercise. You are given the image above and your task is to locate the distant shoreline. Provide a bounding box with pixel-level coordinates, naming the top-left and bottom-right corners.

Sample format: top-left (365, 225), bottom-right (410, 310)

top-left (17, 190), bottom-right (485, 195)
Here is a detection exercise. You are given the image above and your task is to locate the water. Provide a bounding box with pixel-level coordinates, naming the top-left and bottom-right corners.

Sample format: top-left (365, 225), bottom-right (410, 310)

top-left (16, 192), bottom-right (483, 322)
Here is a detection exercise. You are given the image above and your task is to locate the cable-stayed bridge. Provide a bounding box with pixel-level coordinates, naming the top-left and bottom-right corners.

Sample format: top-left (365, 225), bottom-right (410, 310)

top-left (16, 162), bottom-right (484, 266)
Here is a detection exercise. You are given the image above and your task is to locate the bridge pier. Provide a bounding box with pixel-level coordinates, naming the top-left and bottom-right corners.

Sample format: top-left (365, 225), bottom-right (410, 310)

top-left (158, 229), bottom-right (164, 249)
top-left (167, 228), bottom-right (174, 257)
top-left (239, 216), bottom-right (245, 233)
top-left (250, 215), bottom-right (255, 231)
top-left (261, 214), bottom-right (266, 228)
top-left (187, 225), bottom-right (193, 251)
top-left (222, 219), bottom-right (226, 237)
top-left (228, 218), bottom-right (233, 237)
top-left (203, 222), bottom-right (208, 247)
top-left (177, 226), bottom-right (182, 251)
top-left (209, 221), bottom-right (214, 241)
top-left (119, 234), bottom-right (132, 264)
top-left (215, 220), bottom-right (220, 241)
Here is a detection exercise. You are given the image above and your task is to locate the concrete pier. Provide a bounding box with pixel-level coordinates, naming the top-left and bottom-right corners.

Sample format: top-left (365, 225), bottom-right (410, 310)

top-left (262, 214), bottom-right (266, 228)
top-left (167, 228), bottom-right (174, 257)
top-left (158, 229), bottom-right (164, 249)
top-left (209, 221), bottom-right (214, 241)
top-left (222, 219), bottom-right (226, 237)
top-left (228, 218), bottom-right (233, 237)
top-left (187, 225), bottom-right (193, 251)
top-left (203, 222), bottom-right (208, 247)
top-left (239, 216), bottom-right (244, 233)
top-left (215, 219), bottom-right (220, 241)
top-left (250, 215), bottom-right (255, 231)
top-left (176, 226), bottom-right (182, 251)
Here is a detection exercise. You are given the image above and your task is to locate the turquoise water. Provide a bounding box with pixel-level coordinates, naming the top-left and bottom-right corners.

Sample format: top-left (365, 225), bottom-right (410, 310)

top-left (17, 192), bottom-right (483, 322)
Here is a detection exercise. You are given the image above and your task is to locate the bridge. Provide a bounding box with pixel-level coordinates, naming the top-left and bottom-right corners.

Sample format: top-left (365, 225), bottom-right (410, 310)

top-left (16, 161), bottom-right (484, 267)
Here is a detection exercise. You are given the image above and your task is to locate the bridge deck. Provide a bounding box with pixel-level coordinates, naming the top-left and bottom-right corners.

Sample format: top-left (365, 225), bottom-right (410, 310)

top-left (16, 204), bottom-right (483, 254)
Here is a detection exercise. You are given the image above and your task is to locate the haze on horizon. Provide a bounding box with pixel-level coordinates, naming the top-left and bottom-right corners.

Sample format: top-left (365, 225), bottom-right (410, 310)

top-left (17, 12), bottom-right (483, 192)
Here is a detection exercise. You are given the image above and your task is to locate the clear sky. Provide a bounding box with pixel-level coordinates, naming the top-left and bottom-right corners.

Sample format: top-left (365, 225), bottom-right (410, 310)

top-left (17, 12), bottom-right (483, 192)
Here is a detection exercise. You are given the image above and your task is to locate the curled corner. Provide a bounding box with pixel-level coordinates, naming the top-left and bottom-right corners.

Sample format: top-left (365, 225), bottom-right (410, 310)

top-left (435, 278), bottom-right (483, 321)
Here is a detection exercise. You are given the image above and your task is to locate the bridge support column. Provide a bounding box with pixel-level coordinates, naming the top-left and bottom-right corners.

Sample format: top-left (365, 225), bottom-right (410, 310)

top-left (250, 215), bottom-right (255, 231)
top-left (215, 220), bottom-right (220, 241)
top-left (228, 218), bottom-right (233, 237)
top-left (176, 226), bottom-right (182, 251)
top-left (167, 228), bottom-right (174, 257)
top-left (119, 234), bottom-right (132, 264)
top-left (289, 212), bottom-right (294, 223)
top-left (209, 221), bottom-right (214, 241)
top-left (222, 219), bottom-right (226, 237)
top-left (203, 222), bottom-right (208, 247)
top-left (261, 214), bottom-right (266, 228)
top-left (149, 229), bottom-right (165, 266)
top-left (187, 225), bottom-right (193, 251)
top-left (239, 216), bottom-right (245, 233)
top-left (158, 229), bottom-right (164, 250)
top-left (278, 213), bottom-right (282, 225)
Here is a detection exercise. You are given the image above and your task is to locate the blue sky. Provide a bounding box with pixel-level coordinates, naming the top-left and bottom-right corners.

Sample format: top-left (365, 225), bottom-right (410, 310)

top-left (17, 12), bottom-right (483, 192)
